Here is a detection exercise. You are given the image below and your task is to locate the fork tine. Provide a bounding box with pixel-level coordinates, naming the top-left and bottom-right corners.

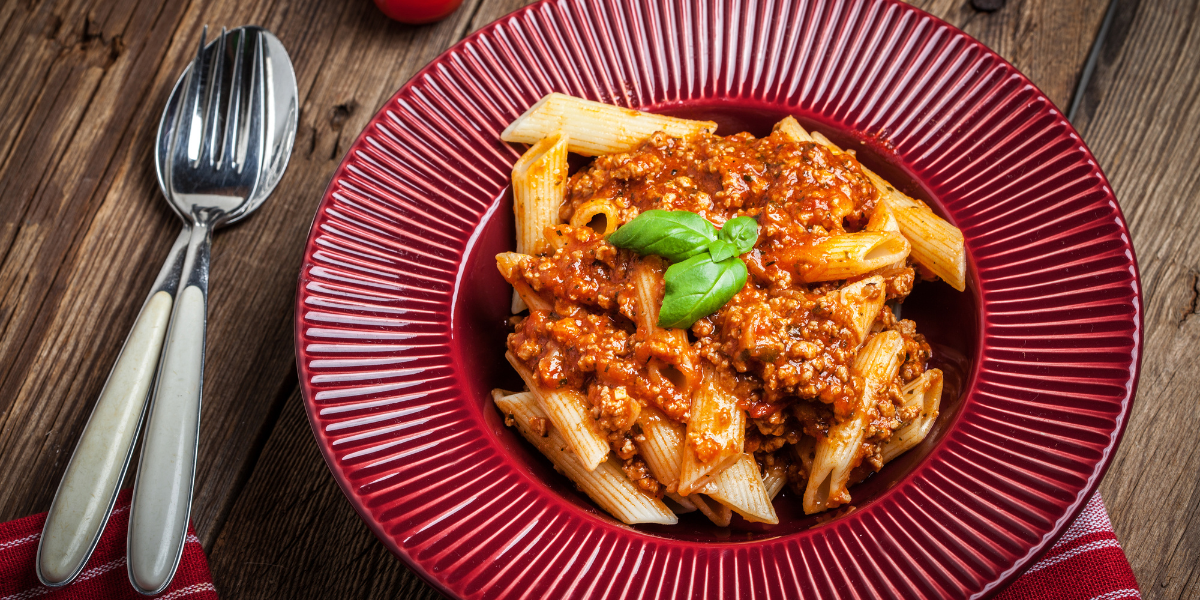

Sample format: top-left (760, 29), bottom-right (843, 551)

top-left (170, 26), bottom-right (207, 179)
top-left (221, 30), bottom-right (246, 170)
top-left (239, 30), bottom-right (266, 179)
top-left (198, 27), bottom-right (226, 168)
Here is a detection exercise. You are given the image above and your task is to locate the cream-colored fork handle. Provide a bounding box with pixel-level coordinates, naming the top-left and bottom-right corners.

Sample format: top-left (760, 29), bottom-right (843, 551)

top-left (37, 293), bottom-right (173, 584)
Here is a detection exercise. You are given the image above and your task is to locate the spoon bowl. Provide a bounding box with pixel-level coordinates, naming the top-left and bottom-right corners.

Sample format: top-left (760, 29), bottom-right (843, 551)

top-left (155, 26), bottom-right (297, 227)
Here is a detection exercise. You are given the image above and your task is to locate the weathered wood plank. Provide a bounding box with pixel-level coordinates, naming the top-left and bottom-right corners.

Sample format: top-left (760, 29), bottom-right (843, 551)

top-left (0, 0), bottom-right (193, 520)
top-left (206, 389), bottom-right (446, 599)
top-left (1073, 0), bottom-right (1200, 597)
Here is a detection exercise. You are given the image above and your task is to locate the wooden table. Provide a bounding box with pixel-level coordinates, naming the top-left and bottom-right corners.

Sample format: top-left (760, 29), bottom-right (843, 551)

top-left (0, 0), bottom-right (1195, 597)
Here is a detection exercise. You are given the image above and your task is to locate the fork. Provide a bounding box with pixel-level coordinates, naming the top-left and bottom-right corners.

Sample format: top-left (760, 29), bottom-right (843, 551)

top-left (126, 26), bottom-right (269, 595)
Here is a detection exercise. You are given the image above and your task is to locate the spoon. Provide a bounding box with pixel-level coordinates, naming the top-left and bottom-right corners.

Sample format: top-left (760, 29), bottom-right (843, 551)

top-left (123, 25), bottom-right (297, 595)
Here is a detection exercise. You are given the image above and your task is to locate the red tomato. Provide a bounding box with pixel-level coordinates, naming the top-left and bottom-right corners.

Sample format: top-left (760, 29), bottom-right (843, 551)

top-left (373, 0), bottom-right (464, 24)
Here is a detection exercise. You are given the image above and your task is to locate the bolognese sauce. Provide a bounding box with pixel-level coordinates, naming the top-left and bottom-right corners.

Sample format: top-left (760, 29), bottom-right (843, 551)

top-left (501, 128), bottom-right (931, 499)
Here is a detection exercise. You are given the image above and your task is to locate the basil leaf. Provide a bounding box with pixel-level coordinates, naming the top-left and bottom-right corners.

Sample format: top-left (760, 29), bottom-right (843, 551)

top-left (607, 210), bottom-right (717, 262)
top-left (707, 239), bottom-right (738, 263)
top-left (718, 216), bottom-right (759, 255)
top-left (658, 254), bottom-right (748, 328)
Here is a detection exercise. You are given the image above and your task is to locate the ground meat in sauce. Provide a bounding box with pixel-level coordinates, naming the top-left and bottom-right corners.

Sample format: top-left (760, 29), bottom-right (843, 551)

top-left (502, 129), bottom-right (934, 499)
top-left (507, 228), bottom-right (697, 423)
top-left (622, 455), bottom-right (661, 496)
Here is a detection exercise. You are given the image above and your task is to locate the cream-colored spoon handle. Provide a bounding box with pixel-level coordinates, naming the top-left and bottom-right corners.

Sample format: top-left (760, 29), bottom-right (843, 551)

top-left (37, 228), bottom-right (189, 587)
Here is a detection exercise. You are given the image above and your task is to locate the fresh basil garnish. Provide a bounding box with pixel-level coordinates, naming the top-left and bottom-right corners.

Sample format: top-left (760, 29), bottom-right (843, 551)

top-left (719, 216), bottom-right (758, 255)
top-left (658, 254), bottom-right (748, 328)
top-left (607, 210), bottom-right (717, 262)
top-left (706, 239), bottom-right (738, 263)
top-left (607, 209), bottom-right (758, 328)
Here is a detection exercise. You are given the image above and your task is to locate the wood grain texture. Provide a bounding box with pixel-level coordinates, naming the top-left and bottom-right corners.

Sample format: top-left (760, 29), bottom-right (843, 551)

top-left (207, 389), bottom-right (445, 599)
top-left (1075, 1), bottom-right (1200, 598)
top-left (0, 0), bottom-right (1189, 597)
top-left (0, 0), bottom-right (192, 521)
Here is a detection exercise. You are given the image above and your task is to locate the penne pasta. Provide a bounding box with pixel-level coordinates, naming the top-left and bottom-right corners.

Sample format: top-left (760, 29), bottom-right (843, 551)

top-left (799, 231), bottom-right (911, 283)
top-left (511, 131), bottom-right (569, 256)
top-left (569, 198), bottom-right (620, 236)
top-left (630, 258), bottom-right (699, 404)
top-left (494, 96), bottom-right (962, 525)
top-left (690, 493), bottom-right (733, 527)
top-left (496, 252), bottom-right (551, 312)
top-left (809, 130), bottom-right (841, 151)
top-left (665, 492), bottom-right (698, 513)
top-left (631, 257), bottom-right (667, 332)
top-left (864, 203), bottom-right (908, 273)
top-left (510, 132), bottom-right (568, 312)
top-left (880, 369), bottom-right (944, 464)
top-left (542, 224), bottom-right (574, 252)
top-left (493, 390), bottom-right (677, 525)
top-left (709, 454), bottom-right (779, 524)
top-left (511, 291), bottom-right (527, 315)
top-left (833, 275), bottom-right (887, 346)
top-left (634, 405), bottom-right (686, 491)
top-left (773, 115), bottom-right (815, 143)
top-left (889, 204), bottom-right (967, 292)
top-left (865, 202), bottom-right (901, 234)
top-left (813, 131), bottom-right (967, 292)
top-left (804, 331), bottom-right (904, 514)
top-left (505, 351), bottom-right (609, 471)
top-left (798, 121), bottom-right (967, 292)
top-left (678, 366), bottom-right (745, 495)
top-left (761, 463), bottom-right (787, 500)
top-left (795, 435), bottom-right (816, 480)
top-left (502, 93), bottom-right (717, 156)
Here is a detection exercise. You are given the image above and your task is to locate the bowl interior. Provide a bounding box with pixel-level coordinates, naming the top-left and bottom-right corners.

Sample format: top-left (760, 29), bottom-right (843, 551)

top-left (452, 101), bottom-right (979, 543)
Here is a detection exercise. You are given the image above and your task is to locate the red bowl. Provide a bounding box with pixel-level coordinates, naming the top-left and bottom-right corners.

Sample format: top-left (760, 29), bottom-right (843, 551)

top-left (295, 0), bottom-right (1141, 597)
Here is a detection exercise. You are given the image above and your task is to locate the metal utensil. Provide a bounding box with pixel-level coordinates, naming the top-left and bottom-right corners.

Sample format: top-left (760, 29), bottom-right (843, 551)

top-left (36, 24), bottom-right (296, 592)
top-left (124, 26), bottom-right (297, 595)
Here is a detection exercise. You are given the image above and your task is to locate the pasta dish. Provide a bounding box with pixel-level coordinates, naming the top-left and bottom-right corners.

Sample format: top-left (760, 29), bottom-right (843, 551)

top-left (492, 93), bottom-right (964, 526)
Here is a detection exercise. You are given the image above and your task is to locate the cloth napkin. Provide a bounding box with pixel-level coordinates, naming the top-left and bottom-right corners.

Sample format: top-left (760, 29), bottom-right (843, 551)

top-left (997, 493), bottom-right (1141, 600)
top-left (0, 490), bottom-right (1137, 599)
top-left (0, 489), bottom-right (217, 600)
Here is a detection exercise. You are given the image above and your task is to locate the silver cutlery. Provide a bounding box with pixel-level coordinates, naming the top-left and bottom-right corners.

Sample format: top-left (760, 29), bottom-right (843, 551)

top-left (34, 39), bottom-right (210, 594)
top-left (125, 25), bottom-right (297, 595)
top-left (33, 24), bottom-right (297, 593)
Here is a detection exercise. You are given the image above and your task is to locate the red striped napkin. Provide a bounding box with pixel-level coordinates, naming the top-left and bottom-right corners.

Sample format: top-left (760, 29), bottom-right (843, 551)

top-left (0, 490), bottom-right (1139, 598)
top-left (0, 489), bottom-right (217, 600)
top-left (998, 493), bottom-right (1141, 600)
